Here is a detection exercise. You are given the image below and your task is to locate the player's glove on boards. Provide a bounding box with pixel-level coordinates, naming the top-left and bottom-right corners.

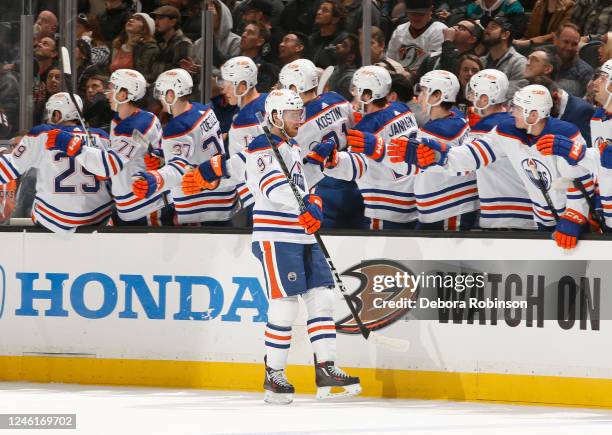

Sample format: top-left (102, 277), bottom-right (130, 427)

top-left (553, 208), bottom-right (587, 250)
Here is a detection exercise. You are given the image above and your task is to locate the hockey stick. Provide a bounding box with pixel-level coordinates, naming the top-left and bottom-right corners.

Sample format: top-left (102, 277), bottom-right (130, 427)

top-left (527, 159), bottom-right (560, 223)
top-left (317, 66), bottom-right (334, 96)
top-left (60, 46), bottom-right (94, 147)
top-left (572, 178), bottom-right (604, 233)
top-left (254, 112), bottom-right (409, 352)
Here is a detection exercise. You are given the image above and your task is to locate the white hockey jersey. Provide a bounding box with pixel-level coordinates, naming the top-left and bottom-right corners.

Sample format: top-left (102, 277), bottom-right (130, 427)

top-left (386, 21), bottom-right (447, 71)
top-left (469, 112), bottom-right (536, 229)
top-left (0, 124), bottom-right (113, 232)
top-left (413, 114), bottom-right (478, 223)
top-left (157, 102), bottom-right (239, 224)
top-left (295, 92), bottom-right (354, 186)
top-left (576, 108), bottom-right (612, 226)
top-left (75, 110), bottom-right (166, 222)
top-left (323, 101), bottom-right (419, 223)
top-left (227, 93), bottom-right (268, 208)
top-left (246, 132), bottom-right (319, 244)
top-left (442, 117), bottom-right (593, 227)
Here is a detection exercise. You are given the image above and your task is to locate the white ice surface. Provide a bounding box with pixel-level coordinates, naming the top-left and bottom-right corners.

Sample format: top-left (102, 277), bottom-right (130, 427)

top-left (1, 382), bottom-right (612, 435)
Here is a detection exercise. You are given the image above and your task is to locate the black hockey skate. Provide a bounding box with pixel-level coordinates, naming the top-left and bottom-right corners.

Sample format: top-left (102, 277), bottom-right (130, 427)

top-left (264, 361), bottom-right (295, 405)
top-left (315, 357), bottom-right (362, 400)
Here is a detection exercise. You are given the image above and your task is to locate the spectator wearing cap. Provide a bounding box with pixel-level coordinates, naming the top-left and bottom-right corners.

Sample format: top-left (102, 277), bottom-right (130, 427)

top-left (553, 23), bottom-right (593, 97)
top-left (84, 74), bottom-right (113, 129)
top-left (386, 0), bottom-right (448, 73)
top-left (76, 13), bottom-right (111, 67)
top-left (466, 0), bottom-right (526, 40)
top-left (328, 33), bottom-right (361, 100)
top-left (308, 0), bottom-right (349, 68)
top-left (240, 22), bottom-right (280, 92)
top-left (358, 27), bottom-right (405, 77)
top-left (151, 5), bottom-right (193, 78)
top-left (242, 0), bottom-right (283, 63)
top-left (480, 15), bottom-right (528, 98)
top-left (278, 32), bottom-right (309, 66)
top-left (417, 18), bottom-right (483, 80)
top-left (97, 0), bottom-right (135, 45)
top-left (110, 13), bottom-right (159, 83)
top-left (280, 0), bottom-right (323, 35)
top-left (513, 0), bottom-right (575, 49)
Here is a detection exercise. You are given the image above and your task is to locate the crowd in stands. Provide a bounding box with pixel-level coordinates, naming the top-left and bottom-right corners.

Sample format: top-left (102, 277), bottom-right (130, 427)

top-left (0, 0), bottom-right (610, 231)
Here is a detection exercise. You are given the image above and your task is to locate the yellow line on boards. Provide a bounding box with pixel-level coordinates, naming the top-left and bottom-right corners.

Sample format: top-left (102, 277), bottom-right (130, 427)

top-left (1, 355), bottom-right (611, 409)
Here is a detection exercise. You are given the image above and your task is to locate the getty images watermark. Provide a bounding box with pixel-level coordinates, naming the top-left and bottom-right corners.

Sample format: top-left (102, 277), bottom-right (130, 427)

top-left (371, 271), bottom-right (528, 310)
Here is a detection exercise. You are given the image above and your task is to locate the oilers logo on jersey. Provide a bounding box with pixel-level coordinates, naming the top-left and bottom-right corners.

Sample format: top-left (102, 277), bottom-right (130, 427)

top-left (521, 158), bottom-right (553, 191)
top-left (290, 161), bottom-right (305, 191)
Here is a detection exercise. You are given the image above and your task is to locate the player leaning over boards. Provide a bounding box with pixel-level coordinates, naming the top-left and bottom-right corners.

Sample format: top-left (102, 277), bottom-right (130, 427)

top-left (306, 65), bottom-right (420, 230)
top-left (350, 70), bottom-right (477, 230)
top-left (0, 93), bottom-right (112, 232)
top-left (130, 69), bottom-right (239, 226)
top-left (451, 69), bottom-right (535, 229)
top-left (535, 59), bottom-right (612, 231)
top-left (45, 69), bottom-right (172, 226)
top-left (246, 89), bottom-right (360, 404)
top-left (404, 84), bottom-right (594, 249)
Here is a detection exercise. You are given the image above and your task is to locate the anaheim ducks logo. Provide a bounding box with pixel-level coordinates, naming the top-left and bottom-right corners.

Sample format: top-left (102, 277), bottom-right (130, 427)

top-left (336, 260), bottom-right (419, 334)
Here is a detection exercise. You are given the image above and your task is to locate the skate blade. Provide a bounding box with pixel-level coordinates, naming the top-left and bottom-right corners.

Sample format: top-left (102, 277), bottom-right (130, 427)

top-left (316, 383), bottom-right (362, 400)
top-left (264, 390), bottom-right (293, 405)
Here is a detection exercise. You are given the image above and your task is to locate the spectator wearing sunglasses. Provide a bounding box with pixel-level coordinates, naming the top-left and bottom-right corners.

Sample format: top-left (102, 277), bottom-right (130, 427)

top-left (417, 19), bottom-right (483, 80)
top-left (151, 5), bottom-right (193, 79)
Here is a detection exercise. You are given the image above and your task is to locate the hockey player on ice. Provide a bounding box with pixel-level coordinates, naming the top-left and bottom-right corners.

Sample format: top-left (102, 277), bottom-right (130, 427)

top-left (45, 69), bottom-right (171, 226)
top-left (130, 68), bottom-right (239, 226)
top-left (402, 84), bottom-right (594, 249)
top-left (456, 69), bottom-right (535, 229)
top-left (535, 59), bottom-right (612, 231)
top-left (347, 69), bottom-right (476, 230)
top-left (278, 58), bottom-right (363, 229)
top-left (0, 92), bottom-right (113, 232)
top-left (245, 89), bottom-right (361, 404)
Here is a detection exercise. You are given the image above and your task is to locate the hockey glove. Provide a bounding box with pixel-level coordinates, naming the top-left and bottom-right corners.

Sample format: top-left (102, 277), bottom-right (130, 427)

top-left (144, 148), bottom-right (165, 171)
top-left (553, 208), bottom-right (587, 250)
top-left (298, 194), bottom-right (323, 234)
top-left (181, 155), bottom-right (227, 195)
top-left (535, 134), bottom-right (585, 166)
top-left (303, 140), bottom-right (337, 168)
top-left (347, 129), bottom-right (385, 162)
top-left (132, 171), bottom-right (164, 199)
top-left (599, 140), bottom-right (612, 169)
top-left (45, 129), bottom-right (83, 157)
top-left (416, 138), bottom-right (448, 168)
top-left (387, 137), bottom-right (418, 166)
